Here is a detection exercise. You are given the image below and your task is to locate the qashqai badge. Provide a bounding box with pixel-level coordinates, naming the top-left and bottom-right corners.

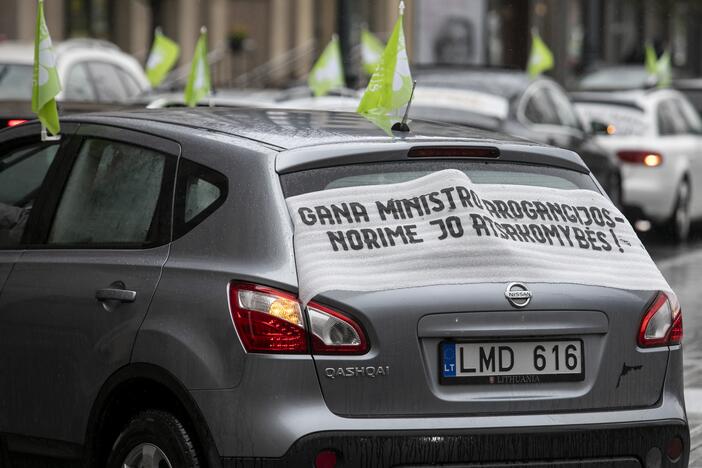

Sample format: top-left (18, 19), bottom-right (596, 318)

top-left (505, 282), bottom-right (532, 308)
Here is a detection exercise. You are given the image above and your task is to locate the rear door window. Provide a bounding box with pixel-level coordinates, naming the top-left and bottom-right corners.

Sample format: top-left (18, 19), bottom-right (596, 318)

top-left (64, 63), bottom-right (97, 101)
top-left (48, 138), bottom-right (171, 247)
top-left (88, 62), bottom-right (128, 103)
top-left (523, 87), bottom-right (560, 126)
top-left (0, 143), bottom-right (59, 247)
top-left (281, 161), bottom-right (599, 198)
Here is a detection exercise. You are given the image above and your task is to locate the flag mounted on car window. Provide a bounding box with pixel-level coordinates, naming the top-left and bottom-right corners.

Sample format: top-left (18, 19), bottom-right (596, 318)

top-left (32, 0), bottom-right (61, 137)
top-left (146, 28), bottom-right (180, 87)
top-left (527, 30), bottom-right (554, 78)
top-left (361, 27), bottom-right (385, 75)
top-left (308, 35), bottom-right (345, 97)
top-left (357, 1), bottom-right (412, 119)
top-left (184, 27), bottom-right (211, 107)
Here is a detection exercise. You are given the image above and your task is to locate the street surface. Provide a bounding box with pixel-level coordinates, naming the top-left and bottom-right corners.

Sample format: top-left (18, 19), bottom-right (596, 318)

top-left (645, 227), bottom-right (702, 466)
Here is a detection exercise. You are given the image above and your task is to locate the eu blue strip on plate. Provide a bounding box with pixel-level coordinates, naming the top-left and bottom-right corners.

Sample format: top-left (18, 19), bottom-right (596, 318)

top-left (442, 342), bottom-right (456, 377)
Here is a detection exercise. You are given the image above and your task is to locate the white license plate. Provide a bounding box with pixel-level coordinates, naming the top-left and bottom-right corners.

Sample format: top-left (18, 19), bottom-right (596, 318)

top-left (440, 340), bottom-right (584, 385)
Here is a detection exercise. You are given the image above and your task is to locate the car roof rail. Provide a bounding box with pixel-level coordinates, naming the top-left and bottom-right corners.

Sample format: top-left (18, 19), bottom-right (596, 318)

top-left (57, 38), bottom-right (121, 53)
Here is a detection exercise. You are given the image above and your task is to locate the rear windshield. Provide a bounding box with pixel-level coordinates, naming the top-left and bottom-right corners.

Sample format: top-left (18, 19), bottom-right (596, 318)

top-left (281, 161), bottom-right (599, 198)
top-left (0, 64), bottom-right (32, 100)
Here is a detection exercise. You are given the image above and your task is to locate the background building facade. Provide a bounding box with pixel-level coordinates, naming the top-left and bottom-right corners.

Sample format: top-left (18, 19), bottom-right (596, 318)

top-left (1, 0), bottom-right (701, 89)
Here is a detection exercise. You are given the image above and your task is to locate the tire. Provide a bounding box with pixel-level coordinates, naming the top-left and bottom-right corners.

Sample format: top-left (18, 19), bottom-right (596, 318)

top-left (106, 410), bottom-right (200, 468)
top-left (666, 179), bottom-right (691, 243)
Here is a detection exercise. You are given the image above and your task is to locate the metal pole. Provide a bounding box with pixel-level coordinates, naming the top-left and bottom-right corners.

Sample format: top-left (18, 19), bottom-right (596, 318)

top-left (336, 0), bottom-right (359, 88)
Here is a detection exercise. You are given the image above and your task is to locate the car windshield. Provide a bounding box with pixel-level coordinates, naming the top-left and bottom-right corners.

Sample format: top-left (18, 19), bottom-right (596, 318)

top-left (575, 102), bottom-right (648, 136)
top-left (281, 160), bottom-right (598, 198)
top-left (579, 67), bottom-right (655, 90)
top-left (0, 64), bottom-right (32, 100)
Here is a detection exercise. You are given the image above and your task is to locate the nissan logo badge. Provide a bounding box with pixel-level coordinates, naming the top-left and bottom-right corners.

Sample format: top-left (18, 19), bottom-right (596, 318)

top-left (505, 282), bottom-right (532, 308)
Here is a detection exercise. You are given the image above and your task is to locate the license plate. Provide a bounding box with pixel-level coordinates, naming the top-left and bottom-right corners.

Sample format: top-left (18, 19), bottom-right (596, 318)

top-left (440, 340), bottom-right (584, 385)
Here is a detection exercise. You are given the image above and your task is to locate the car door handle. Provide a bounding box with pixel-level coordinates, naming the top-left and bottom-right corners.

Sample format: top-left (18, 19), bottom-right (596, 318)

top-left (95, 287), bottom-right (136, 303)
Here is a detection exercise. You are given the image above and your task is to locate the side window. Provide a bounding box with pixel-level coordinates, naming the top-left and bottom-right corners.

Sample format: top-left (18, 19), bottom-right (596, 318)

top-left (523, 87), bottom-right (560, 126)
top-left (88, 62), bottom-right (128, 103)
top-left (0, 143), bottom-right (59, 247)
top-left (677, 98), bottom-right (702, 135)
top-left (64, 63), bottom-right (96, 101)
top-left (174, 159), bottom-right (227, 238)
top-left (545, 86), bottom-right (581, 130)
top-left (115, 67), bottom-right (142, 98)
top-left (48, 138), bottom-right (170, 246)
top-left (658, 100), bottom-right (687, 135)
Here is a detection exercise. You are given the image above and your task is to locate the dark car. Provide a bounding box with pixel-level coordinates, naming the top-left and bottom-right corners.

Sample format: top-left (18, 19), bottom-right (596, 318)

top-left (0, 109), bottom-right (687, 467)
top-left (411, 67), bottom-right (622, 206)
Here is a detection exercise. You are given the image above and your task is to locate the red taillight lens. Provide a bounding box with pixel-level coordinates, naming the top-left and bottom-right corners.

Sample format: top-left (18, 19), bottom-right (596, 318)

top-left (228, 282), bottom-right (369, 355)
top-left (7, 119), bottom-right (27, 127)
top-left (229, 282), bottom-right (308, 353)
top-left (308, 302), bottom-right (368, 354)
top-left (617, 150), bottom-right (663, 167)
top-left (638, 291), bottom-right (683, 347)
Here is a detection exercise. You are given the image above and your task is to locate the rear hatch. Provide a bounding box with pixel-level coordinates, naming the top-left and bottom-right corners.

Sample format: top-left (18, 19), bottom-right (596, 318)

top-left (280, 156), bottom-right (669, 417)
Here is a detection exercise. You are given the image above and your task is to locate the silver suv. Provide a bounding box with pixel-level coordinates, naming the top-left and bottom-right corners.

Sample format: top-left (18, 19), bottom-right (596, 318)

top-left (0, 109), bottom-right (688, 467)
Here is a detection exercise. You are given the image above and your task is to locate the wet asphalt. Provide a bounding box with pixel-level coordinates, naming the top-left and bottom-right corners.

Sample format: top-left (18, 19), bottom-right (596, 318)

top-left (644, 226), bottom-right (702, 466)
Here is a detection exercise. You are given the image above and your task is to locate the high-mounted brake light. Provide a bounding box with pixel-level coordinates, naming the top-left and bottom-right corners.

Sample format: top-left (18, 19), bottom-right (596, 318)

top-left (228, 282), bottom-right (369, 355)
top-left (638, 291), bottom-right (683, 347)
top-left (617, 150), bottom-right (663, 167)
top-left (409, 146), bottom-right (499, 159)
top-left (7, 119), bottom-right (27, 127)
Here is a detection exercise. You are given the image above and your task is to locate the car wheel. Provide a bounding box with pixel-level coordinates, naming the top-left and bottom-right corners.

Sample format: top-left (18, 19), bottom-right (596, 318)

top-left (668, 179), bottom-right (691, 243)
top-left (106, 410), bottom-right (200, 468)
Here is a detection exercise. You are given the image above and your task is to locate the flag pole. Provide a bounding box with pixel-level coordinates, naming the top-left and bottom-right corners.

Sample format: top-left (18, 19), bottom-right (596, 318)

top-left (41, 125), bottom-right (61, 142)
top-left (391, 80), bottom-right (416, 133)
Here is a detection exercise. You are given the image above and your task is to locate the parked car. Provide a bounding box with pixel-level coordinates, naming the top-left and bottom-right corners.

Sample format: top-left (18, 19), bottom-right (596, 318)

top-left (410, 67), bottom-right (623, 206)
top-left (573, 88), bottom-right (702, 241)
top-left (0, 108), bottom-right (687, 467)
top-left (0, 39), bottom-right (150, 127)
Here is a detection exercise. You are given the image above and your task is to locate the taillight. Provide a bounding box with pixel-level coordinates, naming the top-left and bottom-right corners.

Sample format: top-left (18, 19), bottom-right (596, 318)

top-left (7, 119), bottom-right (27, 127)
top-left (229, 282), bottom-right (308, 353)
top-left (228, 282), bottom-right (369, 355)
top-left (308, 302), bottom-right (368, 354)
top-left (638, 291), bottom-right (683, 347)
top-left (617, 150), bottom-right (663, 167)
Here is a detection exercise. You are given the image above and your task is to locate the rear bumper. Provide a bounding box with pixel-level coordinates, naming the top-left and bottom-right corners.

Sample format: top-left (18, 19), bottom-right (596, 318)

top-left (221, 420), bottom-right (689, 467)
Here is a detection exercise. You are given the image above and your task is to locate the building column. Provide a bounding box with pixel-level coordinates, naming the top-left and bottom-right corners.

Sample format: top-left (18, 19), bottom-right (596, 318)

top-left (208, 0), bottom-right (229, 85)
top-left (178, 0), bottom-right (199, 67)
top-left (294, 0), bottom-right (315, 80)
top-left (270, 0), bottom-right (292, 84)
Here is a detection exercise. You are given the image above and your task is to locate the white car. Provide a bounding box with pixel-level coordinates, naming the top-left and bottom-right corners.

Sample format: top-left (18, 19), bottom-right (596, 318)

top-left (0, 39), bottom-right (150, 104)
top-left (574, 89), bottom-right (702, 241)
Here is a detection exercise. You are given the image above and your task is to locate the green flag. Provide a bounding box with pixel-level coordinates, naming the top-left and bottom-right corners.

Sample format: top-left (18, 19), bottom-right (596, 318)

top-left (146, 29), bottom-right (180, 87)
top-left (357, 1), bottom-right (412, 117)
top-left (361, 27), bottom-right (385, 75)
top-left (656, 51), bottom-right (672, 88)
top-left (644, 45), bottom-right (672, 88)
top-left (308, 36), bottom-right (344, 97)
top-left (527, 31), bottom-right (554, 78)
top-left (645, 43), bottom-right (658, 76)
top-left (184, 27), bottom-right (211, 107)
top-left (32, 0), bottom-right (61, 136)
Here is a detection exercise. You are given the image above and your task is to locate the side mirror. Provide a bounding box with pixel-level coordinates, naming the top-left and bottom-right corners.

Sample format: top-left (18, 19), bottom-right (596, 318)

top-left (590, 120), bottom-right (611, 136)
